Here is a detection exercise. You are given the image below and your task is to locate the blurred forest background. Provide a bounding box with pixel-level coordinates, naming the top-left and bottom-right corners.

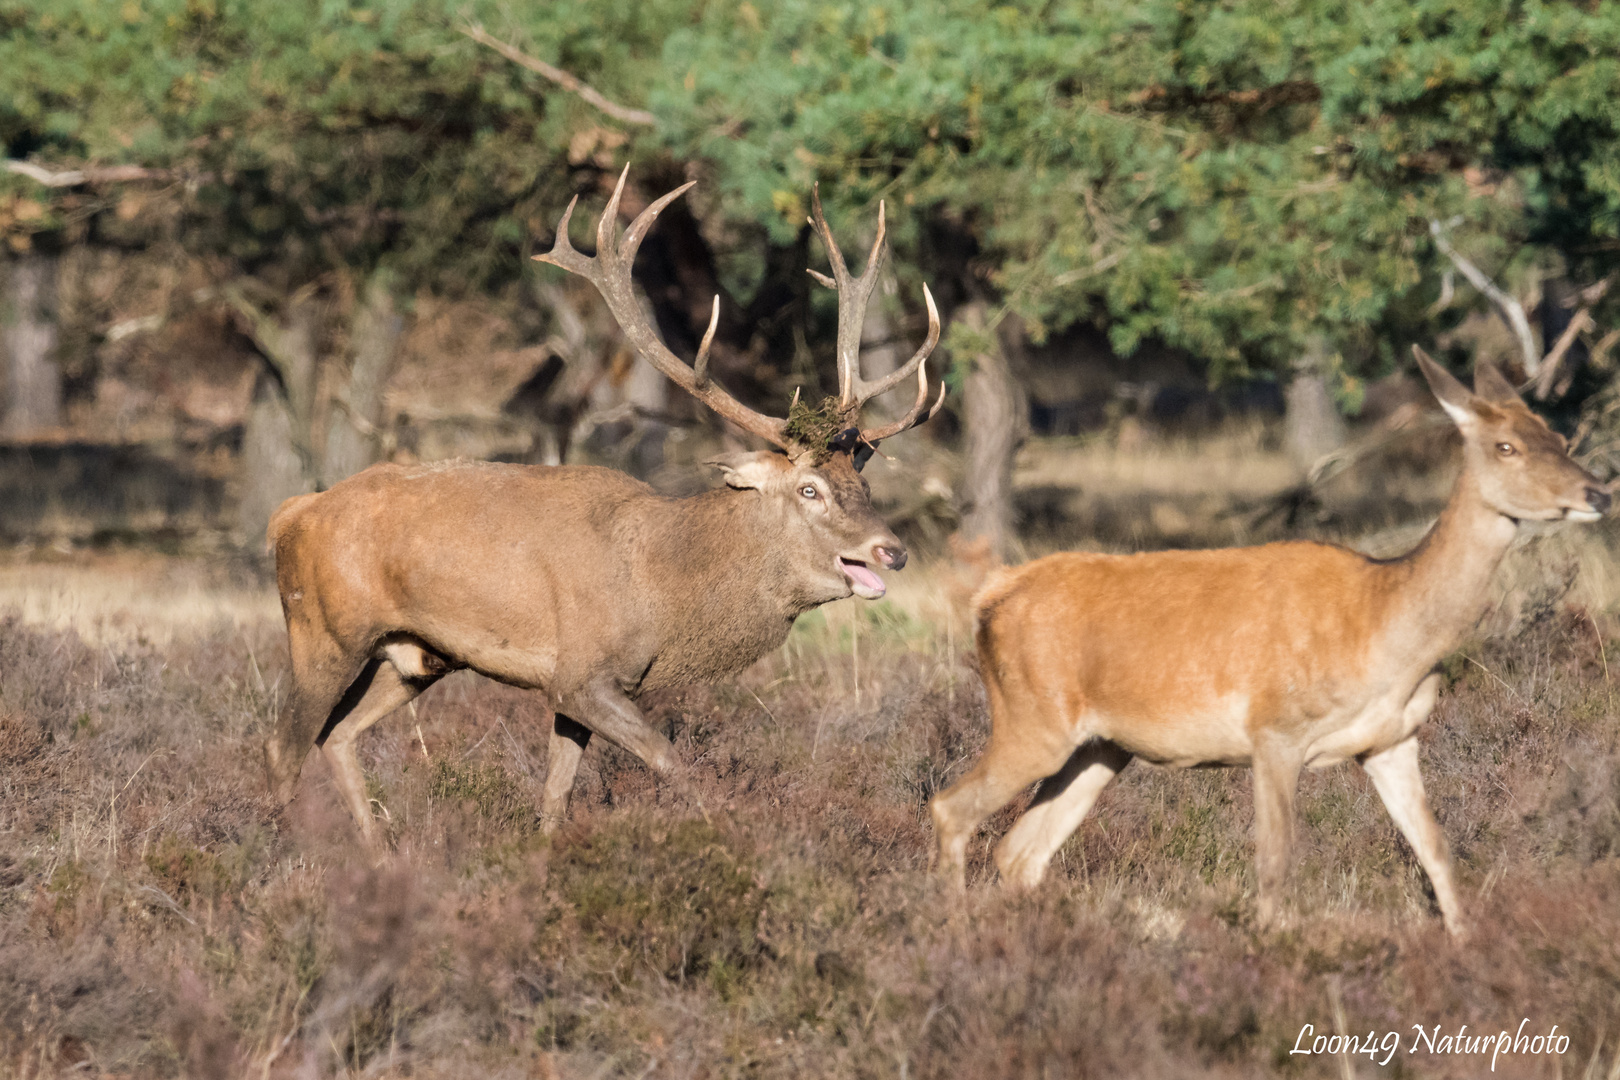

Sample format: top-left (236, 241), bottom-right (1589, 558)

top-left (4, 0), bottom-right (1619, 559)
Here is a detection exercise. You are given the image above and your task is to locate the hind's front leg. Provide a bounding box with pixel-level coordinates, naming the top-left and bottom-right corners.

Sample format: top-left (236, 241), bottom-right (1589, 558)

top-left (1251, 735), bottom-right (1305, 930)
top-left (1359, 674), bottom-right (1466, 940)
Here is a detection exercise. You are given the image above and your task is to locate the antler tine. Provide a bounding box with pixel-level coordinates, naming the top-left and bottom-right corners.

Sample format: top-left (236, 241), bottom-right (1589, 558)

top-left (849, 283), bottom-right (939, 405)
top-left (807, 187), bottom-right (888, 406)
top-left (536, 196), bottom-right (591, 276)
top-left (860, 358), bottom-right (946, 443)
top-left (807, 184), bottom-right (850, 281)
top-left (532, 171), bottom-right (789, 450)
top-left (597, 165), bottom-right (630, 269)
top-left (693, 295), bottom-right (719, 387)
top-left (622, 179), bottom-right (698, 266)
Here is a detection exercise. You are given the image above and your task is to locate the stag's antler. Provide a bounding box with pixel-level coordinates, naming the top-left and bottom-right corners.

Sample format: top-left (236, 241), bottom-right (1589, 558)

top-left (807, 186), bottom-right (945, 444)
top-left (534, 167), bottom-right (790, 450)
top-left (536, 169), bottom-right (944, 456)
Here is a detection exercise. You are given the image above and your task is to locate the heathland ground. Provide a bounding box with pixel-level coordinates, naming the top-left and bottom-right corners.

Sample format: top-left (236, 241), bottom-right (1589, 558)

top-left (1, 430), bottom-right (1618, 1079)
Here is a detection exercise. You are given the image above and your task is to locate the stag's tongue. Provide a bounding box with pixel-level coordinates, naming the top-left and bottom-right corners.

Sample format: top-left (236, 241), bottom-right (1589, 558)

top-left (840, 559), bottom-right (886, 596)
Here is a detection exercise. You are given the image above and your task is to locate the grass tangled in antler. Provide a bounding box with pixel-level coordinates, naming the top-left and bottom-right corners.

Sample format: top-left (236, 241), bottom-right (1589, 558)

top-left (782, 395), bottom-right (852, 459)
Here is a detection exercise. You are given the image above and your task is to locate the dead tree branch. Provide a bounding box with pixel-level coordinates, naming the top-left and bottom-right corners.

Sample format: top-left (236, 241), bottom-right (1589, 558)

top-left (458, 23), bottom-right (656, 127)
top-left (1429, 218), bottom-right (1540, 376)
top-left (1532, 308), bottom-right (1595, 401)
top-left (4, 159), bottom-right (207, 187)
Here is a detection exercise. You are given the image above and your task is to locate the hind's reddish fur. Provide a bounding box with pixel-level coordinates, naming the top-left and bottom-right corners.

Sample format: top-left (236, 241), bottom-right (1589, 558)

top-left (932, 351), bottom-right (1610, 939)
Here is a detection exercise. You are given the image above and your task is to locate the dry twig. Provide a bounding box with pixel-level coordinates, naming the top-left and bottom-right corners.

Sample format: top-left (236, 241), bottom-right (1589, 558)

top-left (459, 23), bottom-right (656, 127)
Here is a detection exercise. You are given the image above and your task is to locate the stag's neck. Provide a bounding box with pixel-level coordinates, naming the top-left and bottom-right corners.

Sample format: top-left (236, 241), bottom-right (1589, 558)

top-left (629, 486), bottom-right (825, 689)
top-left (648, 487), bottom-right (821, 613)
top-left (1375, 466), bottom-right (1518, 666)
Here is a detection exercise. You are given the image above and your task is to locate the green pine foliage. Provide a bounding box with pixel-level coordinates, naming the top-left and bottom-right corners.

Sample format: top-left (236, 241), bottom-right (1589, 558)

top-left (3, 0), bottom-right (1617, 378)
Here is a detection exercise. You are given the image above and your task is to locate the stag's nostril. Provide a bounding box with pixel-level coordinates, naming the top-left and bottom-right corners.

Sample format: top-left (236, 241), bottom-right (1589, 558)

top-left (1586, 487), bottom-right (1612, 514)
top-left (877, 545), bottom-right (908, 571)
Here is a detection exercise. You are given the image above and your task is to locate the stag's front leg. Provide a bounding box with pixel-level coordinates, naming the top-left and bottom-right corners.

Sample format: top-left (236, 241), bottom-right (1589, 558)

top-left (539, 713), bottom-right (592, 833)
top-left (554, 677), bottom-right (705, 818)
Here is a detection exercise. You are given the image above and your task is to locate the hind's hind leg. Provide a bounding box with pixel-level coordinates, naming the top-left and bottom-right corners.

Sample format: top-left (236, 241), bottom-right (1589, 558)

top-left (995, 740), bottom-right (1130, 889)
top-left (930, 716), bottom-right (1078, 889)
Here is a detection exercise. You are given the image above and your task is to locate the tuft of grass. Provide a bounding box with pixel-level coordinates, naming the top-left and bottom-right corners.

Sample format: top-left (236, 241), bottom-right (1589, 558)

top-left (427, 757), bottom-right (528, 828)
top-left (542, 816), bottom-right (767, 993)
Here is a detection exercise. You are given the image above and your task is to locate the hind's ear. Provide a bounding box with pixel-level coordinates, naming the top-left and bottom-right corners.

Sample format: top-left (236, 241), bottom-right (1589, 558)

top-left (1472, 359), bottom-right (1522, 404)
top-left (705, 451), bottom-right (789, 491)
top-left (1414, 345), bottom-right (1478, 429)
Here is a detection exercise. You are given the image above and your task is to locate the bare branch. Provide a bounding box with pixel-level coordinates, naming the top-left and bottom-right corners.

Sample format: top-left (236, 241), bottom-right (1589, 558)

top-left (1571, 276), bottom-right (1613, 307)
top-left (4, 159), bottom-right (203, 187)
top-left (459, 24), bottom-right (656, 127)
top-left (1592, 328), bottom-right (1620, 371)
top-left (1532, 307), bottom-right (1595, 401)
top-left (1429, 219), bottom-right (1540, 376)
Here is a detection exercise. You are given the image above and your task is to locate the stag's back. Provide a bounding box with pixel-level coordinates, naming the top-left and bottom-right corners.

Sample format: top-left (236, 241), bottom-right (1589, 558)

top-left (272, 462), bottom-right (662, 680)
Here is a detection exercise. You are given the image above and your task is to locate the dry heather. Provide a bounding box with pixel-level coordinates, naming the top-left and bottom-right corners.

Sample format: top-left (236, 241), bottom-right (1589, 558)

top-left (0, 536), bottom-right (1618, 1080)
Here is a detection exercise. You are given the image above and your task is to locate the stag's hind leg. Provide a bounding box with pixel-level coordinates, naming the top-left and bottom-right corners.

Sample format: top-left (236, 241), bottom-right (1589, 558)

top-left (319, 658), bottom-right (439, 848)
top-left (995, 740), bottom-right (1131, 889)
top-left (266, 627), bottom-right (365, 804)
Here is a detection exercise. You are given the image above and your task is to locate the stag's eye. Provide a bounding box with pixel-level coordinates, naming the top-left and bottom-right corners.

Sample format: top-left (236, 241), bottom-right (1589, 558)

top-left (1496, 442), bottom-right (1517, 457)
top-left (800, 485), bottom-right (820, 500)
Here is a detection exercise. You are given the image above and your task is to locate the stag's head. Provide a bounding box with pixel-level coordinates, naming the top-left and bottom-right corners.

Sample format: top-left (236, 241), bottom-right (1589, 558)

top-left (535, 168), bottom-right (944, 598)
top-left (706, 443), bottom-right (905, 599)
top-left (1415, 346), bottom-right (1610, 522)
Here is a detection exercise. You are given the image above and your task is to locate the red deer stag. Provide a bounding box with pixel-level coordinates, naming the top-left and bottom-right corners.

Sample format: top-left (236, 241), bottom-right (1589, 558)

top-left (265, 169), bottom-right (943, 846)
top-left (931, 348), bottom-right (1609, 939)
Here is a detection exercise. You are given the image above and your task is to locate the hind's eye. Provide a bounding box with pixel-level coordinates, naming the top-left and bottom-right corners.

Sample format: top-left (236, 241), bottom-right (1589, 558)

top-left (800, 485), bottom-right (820, 499)
top-left (1496, 442), bottom-right (1517, 456)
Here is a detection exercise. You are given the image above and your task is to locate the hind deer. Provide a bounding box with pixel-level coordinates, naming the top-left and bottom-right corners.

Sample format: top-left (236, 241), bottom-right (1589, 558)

top-left (931, 348), bottom-right (1609, 939)
top-left (266, 169), bottom-right (944, 846)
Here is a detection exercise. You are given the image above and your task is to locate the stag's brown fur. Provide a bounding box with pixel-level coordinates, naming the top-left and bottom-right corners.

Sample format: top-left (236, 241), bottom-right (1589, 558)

top-left (266, 452), bottom-right (903, 844)
top-left (931, 351), bottom-right (1609, 939)
top-left (266, 173), bottom-right (945, 846)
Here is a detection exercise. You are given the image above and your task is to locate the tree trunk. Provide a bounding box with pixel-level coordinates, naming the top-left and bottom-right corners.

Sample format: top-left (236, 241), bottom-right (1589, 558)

top-left (858, 301), bottom-right (902, 421)
top-left (322, 274), bottom-right (402, 485)
top-left (238, 374), bottom-right (312, 549)
top-left (959, 302), bottom-right (1024, 562)
top-left (1, 255), bottom-right (62, 437)
top-left (235, 296), bottom-right (320, 548)
top-left (1284, 336), bottom-right (1346, 473)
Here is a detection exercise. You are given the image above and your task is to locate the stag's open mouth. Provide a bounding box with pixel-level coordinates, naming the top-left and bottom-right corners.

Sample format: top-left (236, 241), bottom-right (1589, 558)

top-left (839, 557), bottom-right (886, 599)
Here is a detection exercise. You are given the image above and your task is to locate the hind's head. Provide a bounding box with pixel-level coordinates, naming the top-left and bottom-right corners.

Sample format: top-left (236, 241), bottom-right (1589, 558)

top-left (1415, 345), bottom-right (1610, 522)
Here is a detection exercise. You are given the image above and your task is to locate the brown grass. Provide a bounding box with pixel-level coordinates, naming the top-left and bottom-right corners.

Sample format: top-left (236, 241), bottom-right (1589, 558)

top-left (1, 525), bottom-right (1619, 1078)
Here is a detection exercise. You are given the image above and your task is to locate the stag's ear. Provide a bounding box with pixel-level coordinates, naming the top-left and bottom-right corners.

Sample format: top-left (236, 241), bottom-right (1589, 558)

top-left (706, 451), bottom-right (790, 491)
top-left (1472, 359), bottom-right (1522, 404)
top-left (1414, 345), bottom-right (1478, 429)
top-left (827, 428), bottom-right (876, 471)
